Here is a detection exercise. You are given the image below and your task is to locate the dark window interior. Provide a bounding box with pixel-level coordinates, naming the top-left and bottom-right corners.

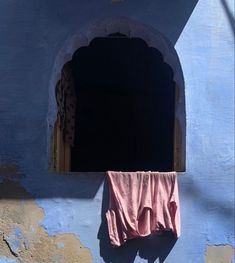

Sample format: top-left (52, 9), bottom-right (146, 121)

top-left (71, 35), bottom-right (175, 171)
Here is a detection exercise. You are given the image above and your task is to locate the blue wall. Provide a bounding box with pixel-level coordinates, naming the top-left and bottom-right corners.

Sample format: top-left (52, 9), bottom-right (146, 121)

top-left (0, 0), bottom-right (234, 262)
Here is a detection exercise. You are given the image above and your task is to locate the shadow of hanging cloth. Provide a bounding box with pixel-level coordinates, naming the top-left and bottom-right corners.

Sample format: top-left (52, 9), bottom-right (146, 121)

top-left (138, 232), bottom-right (177, 263)
top-left (97, 178), bottom-right (177, 263)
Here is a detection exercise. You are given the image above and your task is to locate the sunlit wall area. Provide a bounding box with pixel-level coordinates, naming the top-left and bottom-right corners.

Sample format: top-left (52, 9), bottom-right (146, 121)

top-left (0, 1), bottom-right (234, 262)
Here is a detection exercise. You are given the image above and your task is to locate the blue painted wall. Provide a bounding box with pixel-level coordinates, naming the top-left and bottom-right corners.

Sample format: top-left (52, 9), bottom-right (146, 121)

top-left (0, 0), bottom-right (234, 262)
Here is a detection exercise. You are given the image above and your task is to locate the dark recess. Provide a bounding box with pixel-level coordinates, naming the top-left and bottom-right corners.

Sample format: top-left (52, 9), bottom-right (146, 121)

top-left (71, 35), bottom-right (175, 172)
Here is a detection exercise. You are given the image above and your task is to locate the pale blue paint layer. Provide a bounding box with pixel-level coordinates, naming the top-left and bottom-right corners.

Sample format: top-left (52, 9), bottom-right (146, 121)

top-left (0, 256), bottom-right (18, 263)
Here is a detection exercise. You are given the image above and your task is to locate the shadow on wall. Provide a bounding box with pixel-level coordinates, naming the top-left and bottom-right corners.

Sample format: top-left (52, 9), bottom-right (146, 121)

top-left (0, 166), bottom-right (233, 223)
top-left (180, 176), bottom-right (234, 219)
top-left (0, 170), bottom-right (178, 262)
top-left (0, 164), bottom-right (234, 226)
top-left (1, 172), bottom-right (233, 262)
top-left (1, 1), bottom-right (202, 198)
top-left (220, 0), bottom-right (235, 36)
top-left (42, 0), bottom-right (199, 45)
top-left (98, 179), bottom-right (177, 263)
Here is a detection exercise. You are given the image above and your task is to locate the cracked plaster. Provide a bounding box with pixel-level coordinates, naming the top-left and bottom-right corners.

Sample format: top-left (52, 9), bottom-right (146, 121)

top-left (0, 178), bottom-right (92, 263)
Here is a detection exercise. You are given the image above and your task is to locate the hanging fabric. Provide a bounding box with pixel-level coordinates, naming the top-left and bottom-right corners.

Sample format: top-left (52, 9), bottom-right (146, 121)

top-left (106, 171), bottom-right (180, 247)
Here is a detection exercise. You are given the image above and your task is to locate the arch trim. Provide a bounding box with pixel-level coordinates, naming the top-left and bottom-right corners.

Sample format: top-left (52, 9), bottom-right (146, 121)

top-left (47, 16), bottom-right (186, 172)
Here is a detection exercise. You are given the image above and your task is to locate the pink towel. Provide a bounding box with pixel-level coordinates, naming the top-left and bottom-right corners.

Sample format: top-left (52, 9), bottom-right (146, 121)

top-left (106, 171), bottom-right (180, 247)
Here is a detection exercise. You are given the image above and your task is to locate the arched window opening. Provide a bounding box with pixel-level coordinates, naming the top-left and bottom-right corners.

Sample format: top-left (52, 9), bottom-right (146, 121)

top-left (51, 34), bottom-right (185, 172)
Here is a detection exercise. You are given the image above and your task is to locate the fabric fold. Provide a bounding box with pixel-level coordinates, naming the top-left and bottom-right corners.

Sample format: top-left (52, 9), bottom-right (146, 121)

top-left (105, 171), bottom-right (180, 247)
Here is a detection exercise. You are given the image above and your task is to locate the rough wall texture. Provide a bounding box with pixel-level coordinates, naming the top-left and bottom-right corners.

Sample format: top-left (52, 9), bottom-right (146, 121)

top-left (0, 0), bottom-right (234, 262)
top-left (0, 169), bottom-right (92, 263)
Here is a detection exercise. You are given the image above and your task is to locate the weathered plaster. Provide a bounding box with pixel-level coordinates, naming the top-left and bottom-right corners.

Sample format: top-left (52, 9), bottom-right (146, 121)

top-left (0, 179), bottom-right (92, 263)
top-left (205, 245), bottom-right (234, 263)
top-left (0, 0), bottom-right (234, 262)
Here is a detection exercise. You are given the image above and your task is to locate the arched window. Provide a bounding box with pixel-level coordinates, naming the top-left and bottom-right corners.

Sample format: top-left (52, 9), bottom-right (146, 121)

top-left (50, 33), bottom-right (185, 172)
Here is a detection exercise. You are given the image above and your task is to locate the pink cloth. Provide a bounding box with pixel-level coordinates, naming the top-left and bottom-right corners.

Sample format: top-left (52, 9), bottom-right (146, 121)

top-left (106, 171), bottom-right (180, 247)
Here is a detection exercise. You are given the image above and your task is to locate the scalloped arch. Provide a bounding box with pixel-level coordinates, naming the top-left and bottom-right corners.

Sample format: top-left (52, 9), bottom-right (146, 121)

top-left (48, 16), bottom-right (186, 171)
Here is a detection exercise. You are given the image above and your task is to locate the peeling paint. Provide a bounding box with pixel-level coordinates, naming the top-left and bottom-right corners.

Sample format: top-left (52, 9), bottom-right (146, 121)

top-left (0, 0), bottom-right (234, 262)
top-left (0, 179), bottom-right (92, 263)
top-left (205, 245), bottom-right (234, 263)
